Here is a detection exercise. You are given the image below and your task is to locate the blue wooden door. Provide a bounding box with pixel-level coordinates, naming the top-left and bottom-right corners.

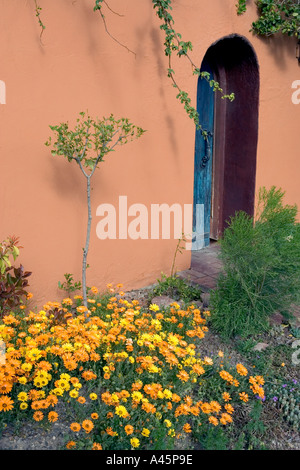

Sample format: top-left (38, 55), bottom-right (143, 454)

top-left (192, 61), bottom-right (215, 249)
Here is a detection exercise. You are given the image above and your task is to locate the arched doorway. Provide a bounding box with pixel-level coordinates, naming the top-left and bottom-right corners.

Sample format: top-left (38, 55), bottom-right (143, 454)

top-left (192, 34), bottom-right (259, 249)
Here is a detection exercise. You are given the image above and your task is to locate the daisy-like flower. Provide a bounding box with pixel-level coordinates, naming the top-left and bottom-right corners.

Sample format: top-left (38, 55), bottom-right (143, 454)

top-left (48, 411), bottom-right (58, 423)
top-left (66, 441), bottom-right (76, 449)
top-left (70, 422), bottom-right (81, 432)
top-left (92, 443), bottom-right (102, 450)
top-left (130, 437), bottom-right (140, 448)
top-left (0, 396), bottom-right (14, 412)
top-left (82, 419), bottom-right (94, 434)
top-left (33, 411), bottom-right (44, 422)
top-left (125, 425), bottom-right (134, 435)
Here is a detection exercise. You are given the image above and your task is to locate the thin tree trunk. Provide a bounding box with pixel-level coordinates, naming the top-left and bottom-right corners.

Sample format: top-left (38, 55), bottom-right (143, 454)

top-left (82, 176), bottom-right (92, 308)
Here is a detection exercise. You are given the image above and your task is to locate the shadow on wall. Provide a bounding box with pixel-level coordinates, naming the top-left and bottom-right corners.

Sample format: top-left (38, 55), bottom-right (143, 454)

top-left (254, 33), bottom-right (299, 71)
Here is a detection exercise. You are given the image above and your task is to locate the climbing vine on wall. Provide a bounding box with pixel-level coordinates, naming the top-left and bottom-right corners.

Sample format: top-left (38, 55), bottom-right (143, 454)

top-left (31, 1), bottom-right (299, 128)
top-left (94, 0), bottom-right (234, 136)
top-left (34, 0), bottom-right (45, 40)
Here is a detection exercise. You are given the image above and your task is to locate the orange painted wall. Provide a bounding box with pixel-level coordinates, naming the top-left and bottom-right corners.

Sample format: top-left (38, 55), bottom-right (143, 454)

top-left (0, 0), bottom-right (299, 307)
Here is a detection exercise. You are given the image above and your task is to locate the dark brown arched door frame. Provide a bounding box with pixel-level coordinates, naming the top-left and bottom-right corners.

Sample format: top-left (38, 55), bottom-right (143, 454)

top-left (203, 34), bottom-right (260, 239)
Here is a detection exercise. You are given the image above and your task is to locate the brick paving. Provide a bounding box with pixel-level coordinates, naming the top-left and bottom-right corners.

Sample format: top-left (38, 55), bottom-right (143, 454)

top-left (177, 241), bottom-right (222, 292)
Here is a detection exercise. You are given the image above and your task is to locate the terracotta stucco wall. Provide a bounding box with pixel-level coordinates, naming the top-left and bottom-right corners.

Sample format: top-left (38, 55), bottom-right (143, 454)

top-left (0, 0), bottom-right (299, 307)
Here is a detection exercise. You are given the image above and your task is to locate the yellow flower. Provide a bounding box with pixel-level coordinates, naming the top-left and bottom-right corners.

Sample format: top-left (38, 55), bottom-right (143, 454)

top-left (69, 389), bottom-right (79, 398)
top-left (90, 393), bottom-right (98, 401)
top-left (130, 438), bottom-right (140, 448)
top-left (142, 428), bottom-right (150, 437)
top-left (18, 377), bottom-right (27, 384)
top-left (17, 392), bottom-right (28, 402)
top-left (115, 405), bottom-right (129, 418)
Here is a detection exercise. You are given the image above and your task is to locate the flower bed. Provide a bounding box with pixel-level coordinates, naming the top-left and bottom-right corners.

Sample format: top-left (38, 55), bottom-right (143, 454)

top-left (0, 284), bottom-right (265, 450)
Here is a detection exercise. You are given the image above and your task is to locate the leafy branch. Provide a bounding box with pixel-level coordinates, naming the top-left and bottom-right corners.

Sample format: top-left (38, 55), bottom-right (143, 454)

top-left (237, 0), bottom-right (300, 39)
top-left (93, 0), bottom-right (136, 57)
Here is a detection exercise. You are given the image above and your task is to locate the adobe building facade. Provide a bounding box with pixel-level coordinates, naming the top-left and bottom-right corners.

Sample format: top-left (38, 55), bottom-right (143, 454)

top-left (0, 1), bottom-right (299, 306)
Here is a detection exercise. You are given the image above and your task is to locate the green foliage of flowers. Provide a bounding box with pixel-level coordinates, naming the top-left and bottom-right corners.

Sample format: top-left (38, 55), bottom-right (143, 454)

top-left (210, 187), bottom-right (300, 339)
top-left (151, 274), bottom-right (202, 304)
top-left (0, 284), bottom-right (266, 450)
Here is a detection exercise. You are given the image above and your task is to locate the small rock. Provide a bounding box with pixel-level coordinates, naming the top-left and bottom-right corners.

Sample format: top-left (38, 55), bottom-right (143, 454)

top-left (252, 342), bottom-right (269, 352)
top-left (150, 296), bottom-right (178, 308)
top-left (270, 312), bottom-right (284, 326)
top-left (202, 293), bottom-right (210, 308)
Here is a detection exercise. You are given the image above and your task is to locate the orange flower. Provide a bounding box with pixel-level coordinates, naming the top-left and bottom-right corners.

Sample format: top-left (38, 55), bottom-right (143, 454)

top-left (91, 413), bottom-right (99, 420)
top-left (48, 411), bottom-right (58, 422)
top-left (33, 411), bottom-right (44, 421)
top-left (125, 425), bottom-right (134, 435)
top-left (200, 403), bottom-right (211, 414)
top-left (106, 427), bottom-right (118, 437)
top-left (220, 413), bottom-right (233, 425)
top-left (224, 404), bottom-right (234, 414)
top-left (0, 395), bottom-right (14, 412)
top-left (176, 370), bottom-right (189, 382)
top-left (70, 422), bottom-right (81, 432)
top-left (209, 416), bottom-right (219, 426)
top-left (210, 401), bottom-right (221, 414)
top-left (183, 423), bottom-right (192, 433)
top-left (66, 441), bottom-right (76, 449)
top-left (92, 443), bottom-right (103, 450)
top-left (222, 392), bottom-right (231, 402)
top-left (82, 419), bottom-right (94, 434)
top-left (0, 381), bottom-right (13, 395)
top-left (236, 363), bottom-right (248, 376)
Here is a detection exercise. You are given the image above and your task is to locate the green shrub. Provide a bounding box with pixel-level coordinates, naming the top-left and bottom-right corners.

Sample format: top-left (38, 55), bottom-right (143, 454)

top-left (151, 273), bottom-right (202, 303)
top-left (210, 186), bottom-right (300, 338)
